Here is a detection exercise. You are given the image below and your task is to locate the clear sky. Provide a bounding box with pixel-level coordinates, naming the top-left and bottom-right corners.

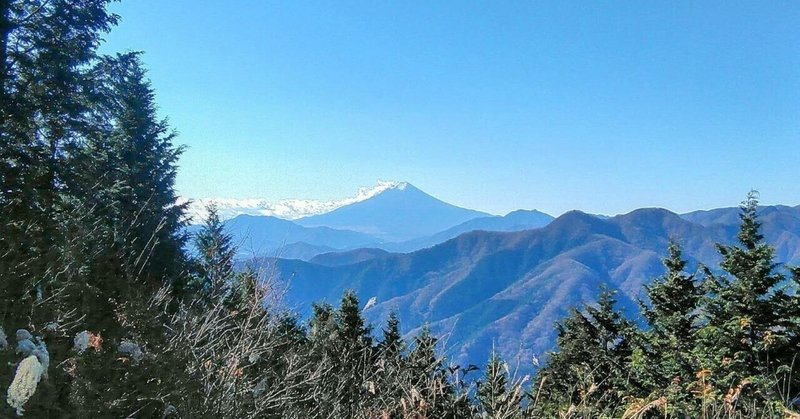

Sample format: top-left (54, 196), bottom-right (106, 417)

top-left (102, 1), bottom-right (799, 216)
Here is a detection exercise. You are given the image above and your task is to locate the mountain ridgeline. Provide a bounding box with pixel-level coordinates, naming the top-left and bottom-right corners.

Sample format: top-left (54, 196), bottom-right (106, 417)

top-left (266, 203), bottom-right (800, 370)
top-left (3, 1), bottom-right (800, 416)
top-left (296, 182), bottom-right (491, 241)
top-left (199, 182), bottom-right (553, 259)
top-left (197, 183), bottom-right (800, 372)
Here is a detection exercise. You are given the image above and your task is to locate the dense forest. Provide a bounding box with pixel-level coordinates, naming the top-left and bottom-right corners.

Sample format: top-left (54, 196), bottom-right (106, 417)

top-left (1, 1), bottom-right (799, 417)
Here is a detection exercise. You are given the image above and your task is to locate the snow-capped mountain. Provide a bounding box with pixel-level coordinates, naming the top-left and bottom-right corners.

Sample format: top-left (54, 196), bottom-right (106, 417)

top-left (297, 182), bottom-right (491, 241)
top-left (184, 181), bottom-right (407, 223)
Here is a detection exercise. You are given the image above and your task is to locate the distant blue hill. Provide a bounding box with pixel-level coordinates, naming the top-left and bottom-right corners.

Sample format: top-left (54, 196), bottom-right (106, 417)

top-left (296, 182), bottom-right (490, 242)
top-left (188, 183), bottom-right (555, 260)
top-left (218, 214), bottom-right (380, 258)
top-left (386, 209), bottom-right (554, 252)
top-left (310, 248), bottom-right (392, 267)
top-left (267, 205), bottom-right (800, 373)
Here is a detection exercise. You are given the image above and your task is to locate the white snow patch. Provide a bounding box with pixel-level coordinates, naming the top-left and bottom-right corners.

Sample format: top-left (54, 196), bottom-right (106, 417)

top-left (183, 180), bottom-right (406, 223)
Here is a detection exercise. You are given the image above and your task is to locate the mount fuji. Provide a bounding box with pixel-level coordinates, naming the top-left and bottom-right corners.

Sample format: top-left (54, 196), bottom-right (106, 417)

top-left (296, 182), bottom-right (491, 242)
top-left (186, 181), bottom-right (506, 258)
top-left (184, 181), bottom-right (408, 223)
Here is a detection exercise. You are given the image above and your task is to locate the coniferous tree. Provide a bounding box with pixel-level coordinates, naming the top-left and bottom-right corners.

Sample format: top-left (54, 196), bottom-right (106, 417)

top-left (477, 351), bottom-right (523, 419)
top-left (633, 242), bottom-right (701, 396)
top-left (536, 289), bottom-right (636, 413)
top-left (0, 2), bottom-right (195, 416)
top-left (309, 302), bottom-right (337, 345)
top-left (89, 52), bottom-right (187, 286)
top-left (337, 290), bottom-right (372, 346)
top-left (192, 205), bottom-right (236, 302)
top-left (697, 192), bottom-right (787, 397)
top-left (783, 267), bottom-right (800, 350)
top-left (304, 301), bottom-right (338, 416)
top-left (0, 0), bottom-right (117, 316)
top-left (406, 326), bottom-right (441, 384)
top-left (404, 327), bottom-right (472, 418)
top-left (0, 0), bottom-right (118, 336)
top-left (379, 310), bottom-right (404, 359)
top-left (334, 290), bottom-right (373, 416)
top-left (374, 311), bottom-right (406, 414)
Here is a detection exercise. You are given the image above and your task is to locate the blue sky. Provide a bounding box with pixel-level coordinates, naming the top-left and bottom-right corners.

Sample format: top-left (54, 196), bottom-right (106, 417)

top-left (102, 1), bottom-right (799, 216)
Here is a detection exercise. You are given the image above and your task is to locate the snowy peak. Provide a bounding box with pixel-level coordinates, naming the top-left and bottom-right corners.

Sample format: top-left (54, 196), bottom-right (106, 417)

top-left (184, 180), bottom-right (409, 223)
top-left (297, 182), bottom-right (490, 241)
top-left (352, 180), bottom-right (408, 199)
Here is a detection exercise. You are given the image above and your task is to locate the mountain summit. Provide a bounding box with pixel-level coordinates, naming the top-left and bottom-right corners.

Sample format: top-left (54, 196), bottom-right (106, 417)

top-left (184, 181), bottom-right (409, 222)
top-left (296, 182), bottom-right (490, 241)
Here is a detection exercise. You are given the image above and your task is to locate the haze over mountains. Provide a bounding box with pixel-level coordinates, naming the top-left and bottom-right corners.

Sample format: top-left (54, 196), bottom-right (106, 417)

top-left (269, 206), bottom-right (800, 372)
top-left (189, 181), bottom-right (514, 258)
top-left (184, 180), bottom-right (408, 222)
top-left (296, 182), bottom-right (490, 241)
top-left (187, 182), bottom-right (800, 371)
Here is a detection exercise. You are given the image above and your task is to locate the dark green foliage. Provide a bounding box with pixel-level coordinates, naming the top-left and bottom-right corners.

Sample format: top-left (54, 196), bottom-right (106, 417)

top-left (478, 352), bottom-right (509, 415)
top-left (0, 0), bottom-right (119, 333)
top-left (536, 288), bottom-right (637, 412)
top-left (338, 290), bottom-right (373, 347)
top-left (379, 310), bottom-right (404, 359)
top-left (696, 192), bottom-right (790, 404)
top-left (191, 204), bottom-right (236, 302)
top-left (331, 291), bottom-right (373, 416)
top-left (2, 0), bottom-right (799, 416)
top-left (532, 193), bottom-right (800, 417)
top-left (0, 1), bottom-right (191, 416)
top-left (477, 351), bottom-right (523, 419)
top-left (631, 241), bottom-right (702, 407)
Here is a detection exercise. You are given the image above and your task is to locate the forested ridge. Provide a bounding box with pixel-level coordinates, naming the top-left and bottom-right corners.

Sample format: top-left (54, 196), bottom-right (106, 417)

top-left (1, 2), bottom-right (799, 418)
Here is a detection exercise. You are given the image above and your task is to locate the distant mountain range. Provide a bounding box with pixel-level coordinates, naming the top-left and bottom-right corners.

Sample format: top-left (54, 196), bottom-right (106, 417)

top-left (221, 215), bottom-right (381, 258)
top-left (296, 182), bottom-right (491, 242)
top-left (383, 209), bottom-right (554, 252)
top-left (265, 205), bottom-right (800, 373)
top-left (183, 181), bottom-right (408, 222)
top-left (188, 183), bottom-right (800, 372)
top-left (188, 181), bottom-right (541, 259)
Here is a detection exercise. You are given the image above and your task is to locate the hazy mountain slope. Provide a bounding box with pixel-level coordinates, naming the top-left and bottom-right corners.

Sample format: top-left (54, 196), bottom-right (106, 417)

top-left (760, 207), bottom-right (800, 264)
top-left (296, 182), bottom-right (490, 241)
top-left (681, 205), bottom-right (800, 226)
top-left (679, 205), bottom-right (800, 265)
top-left (273, 242), bottom-right (338, 261)
top-left (309, 248), bottom-right (391, 267)
top-left (270, 206), bottom-right (800, 370)
top-left (386, 209), bottom-right (554, 252)
top-left (222, 214), bottom-right (381, 257)
top-left (188, 183), bottom-right (546, 260)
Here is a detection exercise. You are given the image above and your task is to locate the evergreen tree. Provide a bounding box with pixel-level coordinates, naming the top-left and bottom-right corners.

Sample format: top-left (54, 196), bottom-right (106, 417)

top-left (0, 0), bottom-right (118, 335)
top-left (334, 290), bottom-right (373, 416)
top-left (88, 52), bottom-right (187, 287)
top-left (308, 302), bottom-right (337, 344)
top-left (374, 311), bottom-right (405, 415)
top-left (783, 267), bottom-right (800, 349)
top-left (634, 242), bottom-right (701, 394)
top-left (0, 0), bottom-right (115, 289)
top-left (404, 327), bottom-right (471, 418)
top-left (536, 289), bottom-right (636, 412)
top-left (379, 310), bottom-right (404, 359)
top-left (477, 351), bottom-right (523, 419)
top-left (406, 326), bottom-right (441, 381)
top-left (697, 191), bottom-right (787, 394)
top-left (337, 290), bottom-right (372, 346)
top-left (0, 2), bottom-right (193, 416)
top-left (192, 204), bottom-right (236, 302)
